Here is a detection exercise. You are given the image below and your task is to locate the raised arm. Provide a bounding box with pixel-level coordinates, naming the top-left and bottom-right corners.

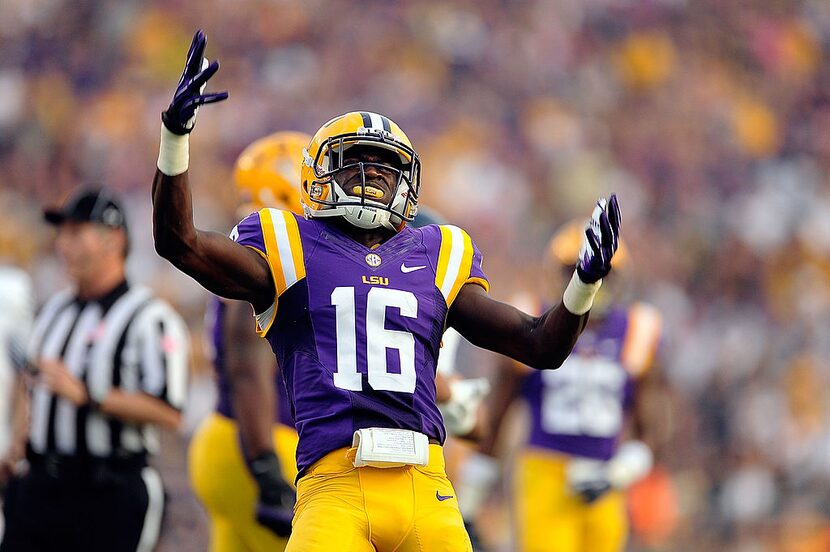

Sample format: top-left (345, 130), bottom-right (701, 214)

top-left (448, 195), bottom-right (621, 370)
top-left (449, 286), bottom-right (588, 369)
top-left (152, 30), bottom-right (274, 312)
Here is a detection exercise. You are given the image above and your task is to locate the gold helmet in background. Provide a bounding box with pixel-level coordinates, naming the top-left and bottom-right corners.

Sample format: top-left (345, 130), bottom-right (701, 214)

top-left (547, 219), bottom-right (629, 268)
top-left (548, 219), bottom-right (630, 314)
top-left (234, 131), bottom-right (310, 215)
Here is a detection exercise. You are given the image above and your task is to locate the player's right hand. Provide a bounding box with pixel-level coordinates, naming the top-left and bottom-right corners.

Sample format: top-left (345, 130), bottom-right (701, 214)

top-left (576, 194), bottom-right (621, 284)
top-left (162, 29), bottom-right (228, 135)
top-left (249, 451), bottom-right (295, 537)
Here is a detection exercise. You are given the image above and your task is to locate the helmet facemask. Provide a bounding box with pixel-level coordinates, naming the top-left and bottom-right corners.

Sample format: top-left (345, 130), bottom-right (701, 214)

top-left (303, 129), bottom-right (421, 231)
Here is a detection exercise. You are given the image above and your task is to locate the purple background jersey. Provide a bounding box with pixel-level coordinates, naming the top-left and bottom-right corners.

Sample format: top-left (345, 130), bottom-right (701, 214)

top-left (204, 297), bottom-right (294, 427)
top-left (234, 208), bottom-right (488, 476)
top-left (520, 304), bottom-right (661, 461)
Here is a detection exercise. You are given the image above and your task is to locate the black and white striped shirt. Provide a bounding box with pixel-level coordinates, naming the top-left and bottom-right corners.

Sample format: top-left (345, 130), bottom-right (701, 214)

top-left (26, 281), bottom-right (188, 459)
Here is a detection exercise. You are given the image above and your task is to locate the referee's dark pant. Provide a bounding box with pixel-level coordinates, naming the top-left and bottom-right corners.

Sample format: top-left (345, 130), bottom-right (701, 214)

top-left (1, 450), bottom-right (164, 552)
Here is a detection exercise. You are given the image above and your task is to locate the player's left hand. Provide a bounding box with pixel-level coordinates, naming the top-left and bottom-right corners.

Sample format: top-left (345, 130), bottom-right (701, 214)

top-left (566, 457), bottom-right (612, 504)
top-left (250, 451), bottom-right (295, 537)
top-left (576, 194), bottom-right (621, 284)
top-left (162, 29), bottom-right (228, 135)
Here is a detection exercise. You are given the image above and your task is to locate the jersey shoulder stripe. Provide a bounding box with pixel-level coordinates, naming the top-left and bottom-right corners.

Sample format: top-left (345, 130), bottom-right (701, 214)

top-left (260, 208), bottom-right (306, 294)
top-left (257, 208), bottom-right (306, 335)
top-left (434, 225), bottom-right (489, 308)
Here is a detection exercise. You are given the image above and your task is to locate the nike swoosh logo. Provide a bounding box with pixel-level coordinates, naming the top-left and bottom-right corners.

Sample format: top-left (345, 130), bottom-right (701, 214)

top-left (401, 263), bottom-right (427, 273)
top-left (436, 490), bottom-right (454, 501)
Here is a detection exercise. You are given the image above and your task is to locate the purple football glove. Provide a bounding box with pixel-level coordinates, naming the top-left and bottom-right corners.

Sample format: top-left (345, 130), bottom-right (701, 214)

top-left (249, 451), bottom-right (295, 537)
top-left (576, 194), bottom-right (621, 284)
top-left (161, 29), bottom-right (228, 135)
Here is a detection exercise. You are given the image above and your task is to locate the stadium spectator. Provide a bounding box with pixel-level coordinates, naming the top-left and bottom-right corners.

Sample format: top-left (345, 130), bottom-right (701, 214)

top-left (457, 221), bottom-right (666, 552)
top-left (188, 132), bottom-right (307, 551)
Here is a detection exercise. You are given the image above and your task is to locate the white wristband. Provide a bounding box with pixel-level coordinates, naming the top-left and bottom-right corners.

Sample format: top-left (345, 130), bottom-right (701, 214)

top-left (157, 125), bottom-right (190, 176)
top-left (562, 270), bottom-right (602, 315)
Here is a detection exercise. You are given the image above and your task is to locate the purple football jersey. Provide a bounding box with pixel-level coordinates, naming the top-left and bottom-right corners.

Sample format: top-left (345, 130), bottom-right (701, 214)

top-left (204, 297), bottom-right (294, 427)
top-left (233, 208), bottom-right (488, 476)
top-left (520, 305), bottom-right (660, 460)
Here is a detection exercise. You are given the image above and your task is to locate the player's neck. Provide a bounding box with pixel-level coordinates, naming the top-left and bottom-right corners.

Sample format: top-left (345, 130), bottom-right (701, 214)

top-left (331, 218), bottom-right (396, 249)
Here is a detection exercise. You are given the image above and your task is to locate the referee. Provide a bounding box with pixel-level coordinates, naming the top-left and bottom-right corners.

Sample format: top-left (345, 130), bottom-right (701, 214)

top-left (0, 187), bottom-right (189, 552)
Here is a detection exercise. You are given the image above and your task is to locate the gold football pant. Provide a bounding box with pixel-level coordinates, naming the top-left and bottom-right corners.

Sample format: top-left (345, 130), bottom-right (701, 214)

top-left (515, 448), bottom-right (627, 552)
top-left (189, 412), bottom-right (299, 552)
top-left (286, 444), bottom-right (472, 552)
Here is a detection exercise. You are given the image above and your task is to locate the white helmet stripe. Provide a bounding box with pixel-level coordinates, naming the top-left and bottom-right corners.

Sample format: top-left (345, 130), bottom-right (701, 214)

top-left (359, 111), bottom-right (394, 133)
top-left (369, 112), bottom-right (384, 130)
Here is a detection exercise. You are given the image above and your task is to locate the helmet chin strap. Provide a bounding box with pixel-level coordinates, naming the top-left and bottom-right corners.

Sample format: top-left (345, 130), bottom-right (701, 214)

top-left (342, 205), bottom-right (397, 231)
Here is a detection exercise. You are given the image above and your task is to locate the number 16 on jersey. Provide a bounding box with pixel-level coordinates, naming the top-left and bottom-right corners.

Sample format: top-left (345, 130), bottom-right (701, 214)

top-left (331, 286), bottom-right (418, 393)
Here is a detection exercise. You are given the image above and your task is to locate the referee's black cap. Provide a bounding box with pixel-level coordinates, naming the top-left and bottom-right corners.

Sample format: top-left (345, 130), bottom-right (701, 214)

top-left (44, 187), bottom-right (128, 230)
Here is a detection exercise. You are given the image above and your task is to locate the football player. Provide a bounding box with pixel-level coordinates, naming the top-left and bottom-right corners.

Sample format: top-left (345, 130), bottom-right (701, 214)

top-left (151, 30), bottom-right (621, 552)
top-left (188, 132), bottom-right (308, 551)
top-left (458, 221), bottom-right (662, 552)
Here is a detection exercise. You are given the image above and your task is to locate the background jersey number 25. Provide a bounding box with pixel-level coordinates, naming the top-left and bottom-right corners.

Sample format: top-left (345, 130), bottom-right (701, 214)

top-left (541, 356), bottom-right (626, 438)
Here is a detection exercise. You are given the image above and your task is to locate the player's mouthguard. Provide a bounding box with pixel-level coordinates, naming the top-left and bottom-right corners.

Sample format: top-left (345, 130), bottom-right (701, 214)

top-left (352, 185), bottom-right (384, 199)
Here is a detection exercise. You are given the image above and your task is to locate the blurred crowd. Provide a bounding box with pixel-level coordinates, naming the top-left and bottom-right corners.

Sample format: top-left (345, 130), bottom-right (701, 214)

top-left (2, 0), bottom-right (830, 550)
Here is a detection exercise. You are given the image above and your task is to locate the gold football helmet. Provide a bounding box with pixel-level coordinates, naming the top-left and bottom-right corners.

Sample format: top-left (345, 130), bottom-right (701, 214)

top-left (301, 111), bottom-right (421, 231)
top-left (234, 131), bottom-right (310, 215)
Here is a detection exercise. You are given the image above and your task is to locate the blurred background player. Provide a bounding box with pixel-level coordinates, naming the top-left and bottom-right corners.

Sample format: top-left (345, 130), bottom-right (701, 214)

top-left (0, 270), bottom-right (34, 482)
top-left (0, 197), bottom-right (36, 539)
top-left (0, 267), bottom-right (33, 539)
top-left (188, 131), bottom-right (308, 551)
top-left (458, 220), bottom-right (662, 552)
